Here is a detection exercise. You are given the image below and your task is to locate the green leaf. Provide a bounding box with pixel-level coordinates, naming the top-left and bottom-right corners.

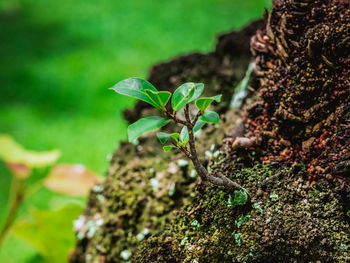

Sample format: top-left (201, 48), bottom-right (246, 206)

top-left (163, 145), bottom-right (176, 152)
top-left (180, 126), bottom-right (189, 146)
top-left (190, 83), bottom-right (204, 102)
top-left (156, 132), bottom-right (180, 144)
top-left (171, 82), bottom-right (204, 111)
top-left (195, 94), bottom-right (222, 112)
top-left (232, 190), bottom-right (248, 206)
top-left (171, 83), bottom-right (195, 111)
top-left (198, 111), bottom-right (220, 123)
top-left (128, 117), bottom-right (172, 142)
top-left (12, 204), bottom-right (83, 263)
top-left (193, 112), bottom-right (219, 133)
top-left (111, 78), bottom-right (168, 110)
top-left (193, 120), bottom-right (206, 133)
top-left (0, 134), bottom-right (61, 168)
top-left (144, 89), bottom-right (171, 111)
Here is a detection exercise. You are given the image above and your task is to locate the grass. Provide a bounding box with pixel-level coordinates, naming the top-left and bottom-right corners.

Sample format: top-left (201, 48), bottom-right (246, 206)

top-left (0, 0), bottom-right (270, 262)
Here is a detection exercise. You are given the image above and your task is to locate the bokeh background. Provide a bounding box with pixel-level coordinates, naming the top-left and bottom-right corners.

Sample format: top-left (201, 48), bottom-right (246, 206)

top-left (0, 0), bottom-right (270, 262)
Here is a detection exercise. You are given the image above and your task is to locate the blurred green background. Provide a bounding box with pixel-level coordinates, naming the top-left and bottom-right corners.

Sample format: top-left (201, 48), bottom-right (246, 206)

top-left (0, 0), bottom-right (269, 262)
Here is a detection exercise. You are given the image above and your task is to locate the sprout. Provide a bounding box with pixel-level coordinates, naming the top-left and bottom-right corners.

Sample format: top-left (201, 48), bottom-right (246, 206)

top-left (111, 78), bottom-right (246, 192)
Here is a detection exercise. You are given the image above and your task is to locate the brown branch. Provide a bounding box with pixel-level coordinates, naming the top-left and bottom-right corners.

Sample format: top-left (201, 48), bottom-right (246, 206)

top-left (180, 146), bottom-right (192, 159)
top-left (184, 109), bottom-right (244, 191)
top-left (166, 110), bottom-right (188, 126)
top-left (184, 104), bottom-right (192, 124)
top-left (166, 104), bottom-right (244, 192)
top-left (192, 110), bottom-right (202, 127)
top-left (172, 142), bottom-right (192, 159)
top-left (184, 105), bottom-right (202, 128)
top-left (186, 204), bottom-right (201, 216)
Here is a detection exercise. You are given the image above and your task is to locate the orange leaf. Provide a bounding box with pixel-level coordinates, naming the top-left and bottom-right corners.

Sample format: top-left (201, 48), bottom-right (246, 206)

top-left (44, 164), bottom-right (102, 197)
top-left (6, 162), bottom-right (32, 179)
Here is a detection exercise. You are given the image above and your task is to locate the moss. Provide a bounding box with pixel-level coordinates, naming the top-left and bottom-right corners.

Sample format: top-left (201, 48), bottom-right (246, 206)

top-left (71, 1), bottom-right (350, 262)
top-left (134, 163), bottom-right (350, 262)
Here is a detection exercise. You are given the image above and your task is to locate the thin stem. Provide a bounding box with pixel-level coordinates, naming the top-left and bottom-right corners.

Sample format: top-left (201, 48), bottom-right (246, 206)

top-left (183, 104), bottom-right (245, 192)
top-left (166, 104), bottom-right (244, 192)
top-left (184, 104), bottom-right (192, 126)
top-left (165, 110), bottom-right (188, 126)
top-left (172, 142), bottom-right (192, 159)
top-left (25, 179), bottom-right (44, 199)
top-left (187, 127), bottom-right (207, 181)
top-left (0, 177), bottom-right (25, 246)
top-left (192, 110), bottom-right (202, 127)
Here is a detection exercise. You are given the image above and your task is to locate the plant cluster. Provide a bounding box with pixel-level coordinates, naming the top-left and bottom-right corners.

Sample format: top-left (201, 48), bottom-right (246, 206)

top-left (111, 78), bottom-right (244, 191)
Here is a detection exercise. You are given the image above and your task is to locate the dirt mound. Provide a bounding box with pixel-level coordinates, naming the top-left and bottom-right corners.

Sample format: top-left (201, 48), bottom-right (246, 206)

top-left (241, 0), bottom-right (350, 193)
top-left (70, 20), bottom-right (264, 263)
top-left (70, 1), bottom-right (350, 262)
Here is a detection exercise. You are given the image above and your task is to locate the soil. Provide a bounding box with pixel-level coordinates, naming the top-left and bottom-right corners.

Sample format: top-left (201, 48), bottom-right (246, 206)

top-left (70, 1), bottom-right (349, 262)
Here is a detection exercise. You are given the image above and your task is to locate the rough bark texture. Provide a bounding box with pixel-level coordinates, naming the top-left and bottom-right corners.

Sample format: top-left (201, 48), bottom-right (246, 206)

top-left (70, 1), bottom-right (350, 262)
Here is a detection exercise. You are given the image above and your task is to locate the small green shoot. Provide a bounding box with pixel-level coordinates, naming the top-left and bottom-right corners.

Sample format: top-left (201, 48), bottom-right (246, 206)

top-left (233, 232), bottom-right (243, 246)
top-left (252, 202), bottom-right (263, 213)
top-left (235, 215), bottom-right (250, 228)
top-left (269, 194), bottom-right (279, 201)
top-left (191, 219), bottom-right (201, 231)
top-left (111, 78), bottom-right (246, 192)
top-left (228, 190), bottom-right (248, 207)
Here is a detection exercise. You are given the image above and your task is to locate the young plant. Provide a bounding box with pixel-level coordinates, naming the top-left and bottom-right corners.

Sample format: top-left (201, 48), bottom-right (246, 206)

top-left (111, 78), bottom-right (244, 191)
top-left (0, 134), bottom-right (101, 253)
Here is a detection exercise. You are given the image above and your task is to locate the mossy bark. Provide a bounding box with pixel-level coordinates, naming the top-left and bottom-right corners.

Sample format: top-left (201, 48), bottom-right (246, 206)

top-left (70, 1), bottom-right (349, 262)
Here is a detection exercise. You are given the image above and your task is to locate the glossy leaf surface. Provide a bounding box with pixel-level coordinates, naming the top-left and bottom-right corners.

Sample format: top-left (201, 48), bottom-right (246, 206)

top-left (180, 126), bottom-right (189, 146)
top-left (198, 111), bottom-right (220, 123)
top-left (111, 78), bottom-right (167, 110)
top-left (128, 117), bottom-right (172, 142)
top-left (171, 83), bottom-right (204, 111)
top-left (156, 132), bottom-right (180, 144)
top-left (193, 120), bottom-right (206, 133)
top-left (195, 94), bottom-right (222, 112)
top-left (163, 145), bottom-right (176, 152)
top-left (144, 89), bottom-right (171, 111)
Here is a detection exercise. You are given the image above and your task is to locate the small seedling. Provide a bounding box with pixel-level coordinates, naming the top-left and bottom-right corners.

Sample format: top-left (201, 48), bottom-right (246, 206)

top-left (252, 202), bottom-right (263, 214)
top-left (227, 190), bottom-right (248, 207)
top-left (111, 78), bottom-right (244, 191)
top-left (233, 232), bottom-right (243, 246)
top-left (235, 214), bottom-right (250, 228)
top-left (269, 194), bottom-right (279, 201)
top-left (191, 219), bottom-right (201, 231)
top-left (0, 134), bottom-right (100, 256)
